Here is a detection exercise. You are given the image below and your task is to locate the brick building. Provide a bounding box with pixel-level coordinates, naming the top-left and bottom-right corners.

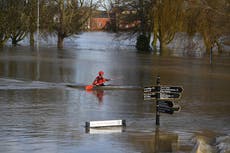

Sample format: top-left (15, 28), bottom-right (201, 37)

top-left (89, 11), bottom-right (110, 31)
top-left (90, 17), bottom-right (110, 31)
top-left (89, 10), bottom-right (139, 31)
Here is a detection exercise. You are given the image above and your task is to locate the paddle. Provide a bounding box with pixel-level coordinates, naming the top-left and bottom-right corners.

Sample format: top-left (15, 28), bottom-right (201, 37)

top-left (85, 80), bottom-right (106, 90)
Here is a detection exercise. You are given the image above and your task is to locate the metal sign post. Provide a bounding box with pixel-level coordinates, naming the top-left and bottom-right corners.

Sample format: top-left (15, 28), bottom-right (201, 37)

top-left (156, 76), bottom-right (160, 126)
top-left (143, 76), bottom-right (183, 126)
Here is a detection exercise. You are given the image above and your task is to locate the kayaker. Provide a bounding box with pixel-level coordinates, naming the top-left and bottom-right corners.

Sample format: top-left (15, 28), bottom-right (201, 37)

top-left (92, 71), bottom-right (110, 86)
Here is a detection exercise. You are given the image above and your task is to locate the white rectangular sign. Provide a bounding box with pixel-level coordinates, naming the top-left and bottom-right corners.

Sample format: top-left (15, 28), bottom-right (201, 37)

top-left (86, 120), bottom-right (126, 128)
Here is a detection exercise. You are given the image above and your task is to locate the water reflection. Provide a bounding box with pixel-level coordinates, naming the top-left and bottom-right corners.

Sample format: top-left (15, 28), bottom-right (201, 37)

top-left (190, 130), bottom-right (217, 153)
top-left (128, 127), bottom-right (179, 153)
top-left (86, 127), bottom-right (125, 134)
top-left (86, 89), bottom-right (105, 103)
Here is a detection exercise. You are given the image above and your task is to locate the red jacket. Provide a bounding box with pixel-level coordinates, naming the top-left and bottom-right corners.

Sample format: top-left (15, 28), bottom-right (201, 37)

top-left (92, 75), bottom-right (109, 86)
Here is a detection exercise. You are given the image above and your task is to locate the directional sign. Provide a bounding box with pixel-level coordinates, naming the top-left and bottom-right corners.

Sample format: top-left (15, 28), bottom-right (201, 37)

top-left (144, 86), bottom-right (158, 93)
top-left (158, 106), bottom-right (174, 114)
top-left (160, 86), bottom-right (183, 93)
top-left (145, 77), bottom-right (184, 125)
top-left (158, 104), bottom-right (181, 114)
top-left (144, 86), bottom-right (183, 93)
top-left (144, 92), bottom-right (181, 100)
top-left (158, 100), bottom-right (174, 107)
top-left (172, 104), bottom-right (181, 112)
top-left (159, 92), bottom-right (181, 99)
top-left (144, 92), bottom-right (157, 100)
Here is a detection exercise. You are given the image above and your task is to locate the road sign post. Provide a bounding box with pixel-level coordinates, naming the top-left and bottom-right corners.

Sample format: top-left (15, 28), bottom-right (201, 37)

top-left (143, 76), bottom-right (183, 126)
top-left (156, 76), bottom-right (160, 126)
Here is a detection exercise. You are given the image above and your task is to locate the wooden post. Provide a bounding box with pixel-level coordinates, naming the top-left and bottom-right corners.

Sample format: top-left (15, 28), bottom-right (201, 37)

top-left (156, 76), bottom-right (160, 126)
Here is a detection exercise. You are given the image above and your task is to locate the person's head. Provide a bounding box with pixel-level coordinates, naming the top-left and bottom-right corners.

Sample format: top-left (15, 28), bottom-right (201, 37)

top-left (98, 71), bottom-right (104, 76)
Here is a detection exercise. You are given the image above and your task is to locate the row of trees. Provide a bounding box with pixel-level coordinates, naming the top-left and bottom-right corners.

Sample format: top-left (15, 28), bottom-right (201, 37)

top-left (0, 0), bottom-right (98, 48)
top-left (0, 0), bottom-right (229, 51)
top-left (114, 0), bottom-right (229, 53)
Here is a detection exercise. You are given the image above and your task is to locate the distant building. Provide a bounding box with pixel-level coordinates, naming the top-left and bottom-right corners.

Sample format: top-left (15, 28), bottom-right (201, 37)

top-left (90, 18), bottom-right (110, 31)
top-left (89, 11), bottom-right (110, 31)
top-left (88, 10), bottom-right (140, 31)
top-left (118, 10), bottom-right (140, 30)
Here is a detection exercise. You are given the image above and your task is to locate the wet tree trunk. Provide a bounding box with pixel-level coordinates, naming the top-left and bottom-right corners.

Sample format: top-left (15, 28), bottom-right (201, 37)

top-left (12, 37), bottom-right (17, 46)
top-left (30, 32), bottom-right (35, 47)
top-left (152, 32), bottom-right (158, 51)
top-left (0, 35), bottom-right (9, 47)
top-left (210, 46), bottom-right (213, 64)
top-left (57, 33), bottom-right (64, 49)
top-left (158, 27), bottom-right (163, 53)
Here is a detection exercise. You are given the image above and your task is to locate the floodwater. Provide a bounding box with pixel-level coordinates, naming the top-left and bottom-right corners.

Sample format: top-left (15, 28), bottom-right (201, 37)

top-left (0, 32), bottom-right (229, 153)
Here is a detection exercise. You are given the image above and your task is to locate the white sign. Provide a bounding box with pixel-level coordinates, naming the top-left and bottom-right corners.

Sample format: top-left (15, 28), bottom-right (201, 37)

top-left (86, 120), bottom-right (126, 128)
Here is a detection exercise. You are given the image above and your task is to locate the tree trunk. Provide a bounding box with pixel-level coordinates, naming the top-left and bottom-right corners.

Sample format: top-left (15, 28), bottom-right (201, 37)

top-left (158, 28), bottom-right (163, 53)
top-left (12, 37), bottom-right (17, 45)
top-left (30, 32), bottom-right (35, 47)
top-left (0, 35), bottom-right (9, 47)
top-left (0, 41), bottom-right (4, 48)
top-left (216, 41), bottom-right (222, 53)
top-left (57, 33), bottom-right (64, 49)
top-left (136, 34), bottom-right (150, 51)
top-left (152, 32), bottom-right (158, 51)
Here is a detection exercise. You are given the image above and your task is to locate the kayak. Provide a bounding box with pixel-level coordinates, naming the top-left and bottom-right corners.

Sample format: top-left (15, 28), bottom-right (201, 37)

top-left (66, 84), bottom-right (143, 90)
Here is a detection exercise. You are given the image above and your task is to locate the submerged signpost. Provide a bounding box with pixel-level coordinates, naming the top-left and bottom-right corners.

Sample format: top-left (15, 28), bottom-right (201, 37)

top-left (144, 76), bottom-right (183, 126)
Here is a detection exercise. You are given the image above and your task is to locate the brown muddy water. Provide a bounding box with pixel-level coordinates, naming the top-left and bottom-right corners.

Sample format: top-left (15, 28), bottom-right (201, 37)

top-left (0, 32), bottom-right (229, 153)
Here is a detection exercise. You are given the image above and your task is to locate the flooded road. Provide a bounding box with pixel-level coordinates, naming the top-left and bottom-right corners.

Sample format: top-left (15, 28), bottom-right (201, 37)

top-left (0, 32), bottom-right (230, 153)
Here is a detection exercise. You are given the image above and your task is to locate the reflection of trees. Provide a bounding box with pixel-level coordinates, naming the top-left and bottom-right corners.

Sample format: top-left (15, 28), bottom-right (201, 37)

top-left (0, 48), bottom-right (67, 82)
top-left (0, 89), bottom-right (68, 134)
top-left (0, 59), bottom-right (38, 80)
top-left (128, 129), bottom-right (179, 153)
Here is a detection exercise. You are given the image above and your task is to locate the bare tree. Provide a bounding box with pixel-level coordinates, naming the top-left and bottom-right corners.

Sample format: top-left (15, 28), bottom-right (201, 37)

top-left (24, 0), bottom-right (38, 47)
top-left (43, 0), bottom-right (98, 49)
top-left (152, 0), bottom-right (184, 51)
top-left (108, 0), bottom-right (154, 51)
top-left (0, 0), bottom-right (10, 47)
top-left (0, 0), bottom-right (29, 46)
top-left (185, 0), bottom-right (230, 53)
